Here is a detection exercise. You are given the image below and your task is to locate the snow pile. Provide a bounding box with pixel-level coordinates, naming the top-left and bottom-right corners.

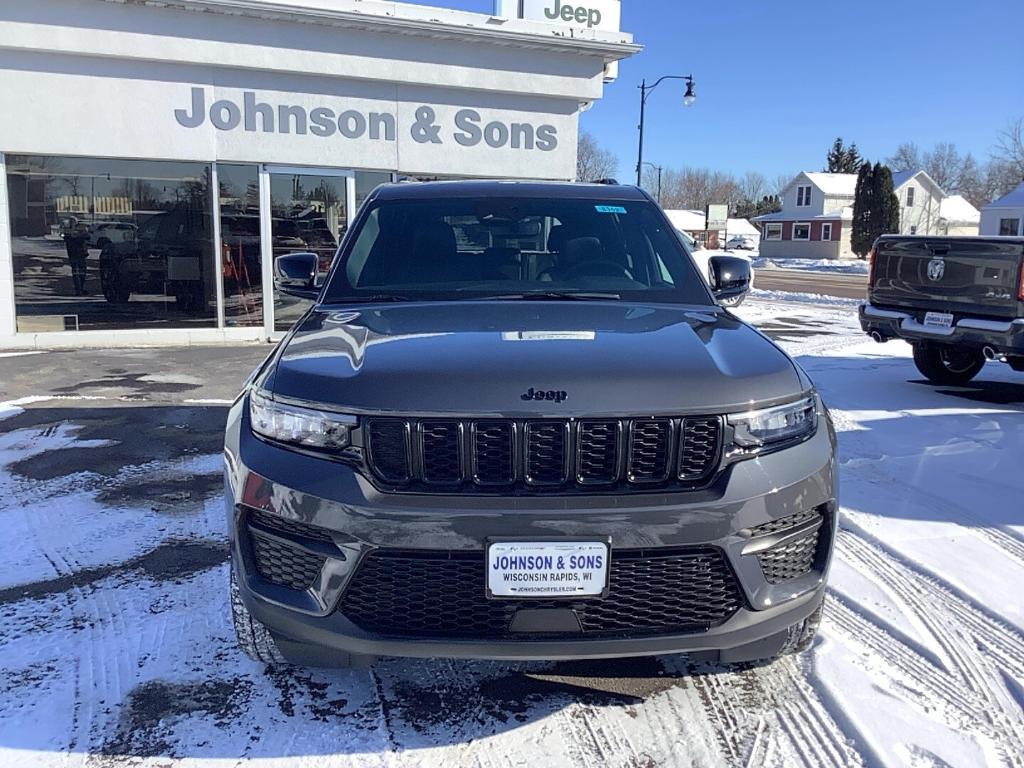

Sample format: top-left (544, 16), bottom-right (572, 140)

top-left (753, 257), bottom-right (870, 275)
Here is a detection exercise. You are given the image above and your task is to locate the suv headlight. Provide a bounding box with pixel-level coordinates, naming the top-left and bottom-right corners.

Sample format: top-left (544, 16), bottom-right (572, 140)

top-left (249, 390), bottom-right (356, 450)
top-left (729, 396), bottom-right (817, 449)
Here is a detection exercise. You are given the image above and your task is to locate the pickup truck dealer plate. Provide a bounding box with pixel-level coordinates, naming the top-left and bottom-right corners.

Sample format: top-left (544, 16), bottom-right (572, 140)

top-left (923, 311), bottom-right (954, 330)
top-left (487, 541), bottom-right (609, 598)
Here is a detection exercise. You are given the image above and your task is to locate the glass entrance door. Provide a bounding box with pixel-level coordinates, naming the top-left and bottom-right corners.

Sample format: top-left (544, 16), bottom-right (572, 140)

top-left (261, 166), bottom-right (355, 334)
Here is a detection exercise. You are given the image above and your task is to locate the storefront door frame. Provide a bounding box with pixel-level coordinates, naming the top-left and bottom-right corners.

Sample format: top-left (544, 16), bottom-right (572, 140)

top-left (259, 165), bottom-right (355, 340)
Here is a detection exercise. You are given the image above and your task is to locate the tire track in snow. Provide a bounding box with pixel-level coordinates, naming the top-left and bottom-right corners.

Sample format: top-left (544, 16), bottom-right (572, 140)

top-left (832, 529), bottom-right (1024, 766)
top-left (688, 657), bottom-right (863, 768)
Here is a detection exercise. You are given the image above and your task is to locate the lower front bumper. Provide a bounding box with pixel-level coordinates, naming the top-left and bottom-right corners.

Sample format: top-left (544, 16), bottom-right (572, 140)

top-left (860, 303), bottom-right (1024, 354)
top-left (239, 568), bottom-right (825, 664)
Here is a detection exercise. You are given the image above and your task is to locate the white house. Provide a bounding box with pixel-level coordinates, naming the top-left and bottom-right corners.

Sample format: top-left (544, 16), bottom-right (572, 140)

top-left (980, 182), bottom-right (1024, 236)
top-left (756, 168), bottom-right (966, 259)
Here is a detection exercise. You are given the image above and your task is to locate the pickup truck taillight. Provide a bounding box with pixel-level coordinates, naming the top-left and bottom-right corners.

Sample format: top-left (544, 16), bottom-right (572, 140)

top-left (868, 247), bottom-right (878, 286)
top-left (1018, 261), bottom-right (1024, 301)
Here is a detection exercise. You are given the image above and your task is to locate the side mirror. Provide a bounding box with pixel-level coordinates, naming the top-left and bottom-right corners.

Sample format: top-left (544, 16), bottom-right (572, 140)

top-left (708, 255), bottom-right (752, 302)
top-left (274, 252), bottom-right (319, 299)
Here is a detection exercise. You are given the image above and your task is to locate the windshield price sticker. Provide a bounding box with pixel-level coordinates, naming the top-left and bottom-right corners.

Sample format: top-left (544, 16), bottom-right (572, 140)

top-left (595, 205), bottom-right (627, 214)
top-left (488, 541), bottom-right (609, 598)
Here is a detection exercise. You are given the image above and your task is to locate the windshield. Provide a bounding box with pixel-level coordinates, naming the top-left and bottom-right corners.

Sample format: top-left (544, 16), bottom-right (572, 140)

top-left (322, 196), bottom-right (713, 305)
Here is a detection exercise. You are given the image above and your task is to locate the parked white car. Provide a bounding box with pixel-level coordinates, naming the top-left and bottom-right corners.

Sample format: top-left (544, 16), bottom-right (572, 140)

top-left (88, 222), bottom-right (137, 248)
top-left (726, 235), bottom-right (757, 251)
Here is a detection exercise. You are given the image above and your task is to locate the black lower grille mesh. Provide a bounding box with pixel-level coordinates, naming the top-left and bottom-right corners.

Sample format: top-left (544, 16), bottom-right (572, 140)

top-left (340, 548), bottom-right (743, 638)
top-left (751, 508), bottom-right (826, 584)
top-left (248, 509), bottom-right (334, 543)
top-left (249, 530), bottom-right (326, 591)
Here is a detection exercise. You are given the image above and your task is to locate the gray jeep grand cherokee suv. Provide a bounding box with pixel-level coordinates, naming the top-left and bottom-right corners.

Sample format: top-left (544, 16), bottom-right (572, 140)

top-left (224, 181), bottom-right (837, 668)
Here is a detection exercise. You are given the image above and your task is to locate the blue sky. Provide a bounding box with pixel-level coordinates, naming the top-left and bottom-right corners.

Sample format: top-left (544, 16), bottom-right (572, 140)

top-left (396, 0), bottom-right (1024, 183)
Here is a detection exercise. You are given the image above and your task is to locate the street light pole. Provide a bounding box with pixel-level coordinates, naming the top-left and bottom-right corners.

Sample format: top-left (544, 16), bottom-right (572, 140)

top-left (635, 75), bottom-right (696, 187)
top-left (641, 161), bottom-right (663, 205)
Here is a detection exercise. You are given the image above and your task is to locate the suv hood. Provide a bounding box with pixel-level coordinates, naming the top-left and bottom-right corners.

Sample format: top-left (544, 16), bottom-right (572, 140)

top-left (267, 302), bottom-right (804, 416)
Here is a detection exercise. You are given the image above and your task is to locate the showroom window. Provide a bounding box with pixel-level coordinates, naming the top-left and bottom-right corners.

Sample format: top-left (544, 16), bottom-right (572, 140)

top-left (217, 164), bottom-right (262, 327)
top-left (5, 155), bottom-right (215, 332)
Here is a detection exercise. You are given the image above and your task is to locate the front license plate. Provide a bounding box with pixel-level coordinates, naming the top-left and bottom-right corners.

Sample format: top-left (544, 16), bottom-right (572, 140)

top-left (924, 311), bottom-right (954, 329)
top-left (487, 541), bottom-right (609, 598)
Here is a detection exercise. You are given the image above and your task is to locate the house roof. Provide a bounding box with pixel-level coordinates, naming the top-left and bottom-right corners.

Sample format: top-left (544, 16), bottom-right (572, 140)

top-left (753, 207), bottom-right (852, 222)
top-left (662, 209), bottom-right (706, 231)
top-left (939, 195), bottom-right (980, 223)
top-left (817, 207), bottom-right (853, 221)
top-left (984, 181), bottom-right (1024, 209)
top-left (727, 218), bottom-right (759, 236)
top-left (891, 168), bottom-right (945, 197)
top-left (797, 173), bottom-right (857, 196)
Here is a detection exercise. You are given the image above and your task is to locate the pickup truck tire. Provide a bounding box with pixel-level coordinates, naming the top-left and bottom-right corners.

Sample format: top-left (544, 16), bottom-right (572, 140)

top-left (913, 344), bottom-right (985, 385)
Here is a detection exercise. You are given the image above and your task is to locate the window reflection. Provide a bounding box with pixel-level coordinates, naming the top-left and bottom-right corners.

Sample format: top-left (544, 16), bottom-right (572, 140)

top-left (270, 173), bottom-right (349, 332)
top-left (5, 155), bottom-right (215, 332)
top-left (218, 164), bottom-right (262, 327)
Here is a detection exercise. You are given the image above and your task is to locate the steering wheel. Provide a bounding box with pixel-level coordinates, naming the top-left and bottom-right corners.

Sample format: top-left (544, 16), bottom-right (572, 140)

top-left (563, 260), bottom-right (633, 280)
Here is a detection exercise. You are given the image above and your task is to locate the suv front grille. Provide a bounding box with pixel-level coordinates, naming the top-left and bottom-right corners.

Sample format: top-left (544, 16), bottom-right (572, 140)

top-left (340, 547), bottom-right (743, 638)
top-left (365, 416), bottom-right (722, 493)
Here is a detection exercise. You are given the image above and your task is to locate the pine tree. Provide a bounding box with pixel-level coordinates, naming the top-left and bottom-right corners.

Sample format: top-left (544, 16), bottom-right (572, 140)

top-left (826, 137), bottom-right (865, 173)
top-left (826, 138), bottom-right (846, 173)
top-left (872, 163), bottom-right (901, 237)
top-left (845, 142), bottom-right (863, 173)
top-left (851, 163), bottom-right (874, 258)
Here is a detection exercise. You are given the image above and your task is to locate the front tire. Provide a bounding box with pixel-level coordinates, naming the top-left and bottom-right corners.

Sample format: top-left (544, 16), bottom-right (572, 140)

top-left (230, 565), bottom-right (288, 666)
top-left (913, 344), bottom-right (985, 385)
top-left (779, 598), bottom-right (825, 656)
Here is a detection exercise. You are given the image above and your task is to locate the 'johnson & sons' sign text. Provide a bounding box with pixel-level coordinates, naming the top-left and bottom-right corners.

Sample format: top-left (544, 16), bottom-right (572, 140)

top-left (174, 88), bottom-right (558, 151)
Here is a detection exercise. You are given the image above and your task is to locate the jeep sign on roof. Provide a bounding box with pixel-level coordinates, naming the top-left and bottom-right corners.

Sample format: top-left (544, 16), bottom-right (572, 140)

top-left (499, 0), bottom-right (621, 33)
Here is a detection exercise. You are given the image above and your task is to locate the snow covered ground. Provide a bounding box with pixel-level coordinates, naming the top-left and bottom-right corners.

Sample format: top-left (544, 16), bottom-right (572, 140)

top-left (752, 257), bottom-right (871, 275)
top-left (0, 298), bottom-right (1022, 767)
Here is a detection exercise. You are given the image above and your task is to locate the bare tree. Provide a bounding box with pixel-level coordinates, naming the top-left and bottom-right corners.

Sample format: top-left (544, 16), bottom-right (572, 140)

top-left (887, 142), bottom-right (922, 172)
top-left (576, 130), bottom-right (619, 182)
top-left (660, 168), bottom-right (740, 211)
top-left (738, 171), bottom-right (768, 203)
top-left (922, 142), bottom-right (963, 192)
top-left (772, 173), bottom-right (795, 197)
top-left (993, 118), bottom-right (1024, 185)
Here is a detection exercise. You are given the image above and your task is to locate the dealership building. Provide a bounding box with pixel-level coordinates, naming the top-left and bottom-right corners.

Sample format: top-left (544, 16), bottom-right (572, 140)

top-left (0, 0), bottom-right (636, 348)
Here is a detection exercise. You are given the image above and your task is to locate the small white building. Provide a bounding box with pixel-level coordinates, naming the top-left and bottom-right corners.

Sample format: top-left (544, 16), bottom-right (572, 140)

top-left (938, 194), bottom-right (980, 236)
top-left (980, 182), bottom-right (1024, 236)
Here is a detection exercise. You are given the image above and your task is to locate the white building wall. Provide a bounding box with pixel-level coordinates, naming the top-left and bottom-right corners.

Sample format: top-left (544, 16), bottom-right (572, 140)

top-left (780, 175), bottom-right (827, 216)
top-left (896, 178), bottom-right (943, 235)
top-left (0, 153), bottom-right (13, 337)
top-left (980, 207), bottom-right (1024, 236)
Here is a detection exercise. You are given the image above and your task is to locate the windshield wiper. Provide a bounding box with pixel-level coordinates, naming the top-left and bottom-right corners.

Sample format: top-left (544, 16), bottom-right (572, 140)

top-left (469, 291), bottom-right (622, 301)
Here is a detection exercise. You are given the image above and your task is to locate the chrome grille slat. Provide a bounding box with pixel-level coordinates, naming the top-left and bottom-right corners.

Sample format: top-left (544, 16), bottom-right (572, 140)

top-left (365, 416), bottom-right (723, 493)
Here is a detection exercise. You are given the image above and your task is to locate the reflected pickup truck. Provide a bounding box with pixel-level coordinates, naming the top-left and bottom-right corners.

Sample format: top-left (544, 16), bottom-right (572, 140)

top-left (860, 235), bottom-right (1024, 384)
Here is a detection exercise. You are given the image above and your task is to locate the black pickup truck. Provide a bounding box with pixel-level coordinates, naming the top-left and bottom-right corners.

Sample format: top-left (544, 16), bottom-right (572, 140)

top-left (860, 236), bottom-right (1024, 384)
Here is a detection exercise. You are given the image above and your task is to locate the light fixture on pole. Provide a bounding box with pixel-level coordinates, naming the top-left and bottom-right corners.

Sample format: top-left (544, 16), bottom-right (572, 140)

top-left (636, 74), bottom-right (695, 186)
